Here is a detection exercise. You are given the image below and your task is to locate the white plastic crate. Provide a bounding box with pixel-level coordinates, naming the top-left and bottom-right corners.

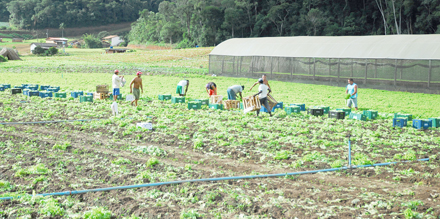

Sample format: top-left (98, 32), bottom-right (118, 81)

top-left (137, 122), bottom-right (153, 130)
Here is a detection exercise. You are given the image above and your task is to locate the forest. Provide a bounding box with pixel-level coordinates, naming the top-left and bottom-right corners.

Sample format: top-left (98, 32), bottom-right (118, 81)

top-left (2, 0), bottom-right (440, 48)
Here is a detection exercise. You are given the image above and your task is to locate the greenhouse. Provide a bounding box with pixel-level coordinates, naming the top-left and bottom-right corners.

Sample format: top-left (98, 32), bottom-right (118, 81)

top-left (209, 35), bottom-right (440, 92)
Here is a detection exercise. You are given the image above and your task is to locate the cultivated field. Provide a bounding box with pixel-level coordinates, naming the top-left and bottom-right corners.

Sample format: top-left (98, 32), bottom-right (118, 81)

top-left (0, 48), bottom-right (440, 218)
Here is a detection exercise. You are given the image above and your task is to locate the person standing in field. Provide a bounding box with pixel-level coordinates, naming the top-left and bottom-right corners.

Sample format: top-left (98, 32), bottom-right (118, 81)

top-left (253, 78), bottom-right (272, 117)
top-left (249, 74), bottom-right (271, 92)
top-left (346, 78), bottom-right (358, 111)
top-left (206, 82), bottom-right (217, 97)
top-left (227, 85), bottom-right (244, 100)
top-left (112, 70), bottom-right (124, 101)
top-left (176, 80), bottom-right (189, 96)
top-left (130, 71), bottom-right (143, 106)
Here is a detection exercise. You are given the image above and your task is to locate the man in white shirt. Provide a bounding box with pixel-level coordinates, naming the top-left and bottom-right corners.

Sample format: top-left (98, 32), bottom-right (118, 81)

top-left (176, 80), bottom-right (189, 96)
top-left (112, 70), bottom-right (124, 101)
top-left (227, 85), bottom-right (244, 100)
top-left (253, 78), bottom-right (272, 117)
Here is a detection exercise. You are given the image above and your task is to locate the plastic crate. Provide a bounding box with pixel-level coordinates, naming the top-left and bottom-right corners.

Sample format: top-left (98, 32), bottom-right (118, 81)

top-left (2, 84), bottom-right (11, 89)
top-left (40, 85), bottom-right (50, 90)
top-left (71, 91), bottom-right (84, 98)
top-left (363, 110), bottom-right (378, 120)
top-left (291, 103), bottom-right (305, 111)
top-left (21, 84), bottom-right (30, 87)
top-left (39, 91), bottom-right (52, 98)
top-left (273, 102), bottom-right (283, 110)
top-left (11, 88), bottom-right (22, 94)
top-left (27, 85), bottom-right (39, 90)
top-left (14, 85), bottom-right (24, 89)
top-left (209, 103), bottom-right (223, 110)
top-left (109, 94), bottom-right (123, 100)
top-left (429, 118), bottom-right (440, 128)
top-left (336, 108), bottom-right (351, 116)
top-left (28, 91), bottom-right (39, 97)
top-left (393, 118), bottom-right (407, 128)
top-left (328, 110), bottom-right (345, 119)
top-left (86, 92), bottom-right (94, 96)
top-left (158, 94), bottom-right (172, 101)
top-left (412, 119), bottom-right (432, 129)
top-left (54, 92), bottom-right (67, 98)
top-left (22, 89), bottom-right (30, 96)
top-left (285, 106), bottom-right (301, 114)
top-left (172, 96), bottom-right (185, 103)
top-left (188, 101), bottom-right (201, 110)
top-left (80, 95), bottom-right (93, 103)
top-left (195, 99), bottom-right (209, 105)
top-left (47, 87), bottom-right (60, 92)
top-left (307, 108), bottom-right (324, 116)
top-left (314, 106), bottom-right (330, 114)
top-left (349, 112), bottom-right (367, 121)
top-left (0, 86), bottom-right (4, 92)
top-left (394, 113), bottom-right (412, 121)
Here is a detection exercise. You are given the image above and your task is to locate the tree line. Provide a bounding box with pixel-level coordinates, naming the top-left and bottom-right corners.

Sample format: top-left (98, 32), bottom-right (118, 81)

top-left (0, 0), bottom-right (162, 29)
top-left (129, 0), bottom-right (440, 47)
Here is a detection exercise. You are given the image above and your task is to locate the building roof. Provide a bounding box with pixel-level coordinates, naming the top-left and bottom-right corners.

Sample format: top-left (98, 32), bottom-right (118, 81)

top-left (31, 43), bottom-right (57, 47)
top-left (210, 34), bottom-right (440, 60)
top-left (102, 35), bottom-right (119, 40)
top-left (46, 37), bottom-right (68, 41)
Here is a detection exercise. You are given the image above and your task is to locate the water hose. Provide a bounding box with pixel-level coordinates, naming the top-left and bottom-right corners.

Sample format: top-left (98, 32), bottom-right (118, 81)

top-left (0, 119), bottom-right (102, 125)
top-left (0, 158), bottom-right (429, 201)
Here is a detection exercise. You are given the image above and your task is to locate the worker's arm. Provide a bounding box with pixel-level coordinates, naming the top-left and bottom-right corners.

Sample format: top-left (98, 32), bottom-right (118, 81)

top-left (140, 80), bottom-right (143, 93)
top-left (214, 87), bottom-right (217, 95)
top-left (268, 88), bottom-right (272, 94)
top-left (267, 82), bottom-right (271, 91)
top-left (351, 85), bottom-right (357, 96)
top-left (129, 78), bottom-right (135, 93)
top-left (184, 84), bottom-right (189, 96)
top-left (345, 89), bottom-right (348, 94)
top-left (253, 91), bottom-right (262, 97)
top-left (249, 82), bottom-right (258, 91)
top-left (239, 92), bottom-right (243, 100)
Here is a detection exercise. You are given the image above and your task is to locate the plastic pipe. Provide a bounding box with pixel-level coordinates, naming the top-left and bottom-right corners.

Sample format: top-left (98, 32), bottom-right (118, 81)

top-left (0, 119), bottom-right (101, 125)
top-left (0, 158), bottom-right (429, 201)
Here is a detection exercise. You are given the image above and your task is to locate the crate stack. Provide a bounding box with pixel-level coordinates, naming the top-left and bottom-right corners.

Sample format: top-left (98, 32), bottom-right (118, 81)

top-left (336, 108), bottom-right (351, 116)
top-left (393, 118), bottom-right (408, 128)
top-left (243, 96), bottom-right (261, 113)
top-left (71, 91), bottom-right (84, 98)
top-left (94, 85), bottom-right (109, 100)
top-left (223, 100), bottom-right (240, 110)
top-left (210, 95), bottom-right (223, 104)
top-left (0, 85), bottom-right (4, 92)
top-left (285, 105), bottom-right (301, 114)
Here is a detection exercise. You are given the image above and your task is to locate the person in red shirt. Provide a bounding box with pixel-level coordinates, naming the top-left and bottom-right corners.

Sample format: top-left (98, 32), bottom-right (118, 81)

top-left (206, 82), bottom-right (217, 96)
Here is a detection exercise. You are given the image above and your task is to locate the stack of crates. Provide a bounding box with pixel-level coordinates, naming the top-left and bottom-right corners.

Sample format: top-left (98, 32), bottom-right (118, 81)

top-left (285, 105), bottom-right (301, 114)
top-left (429, 118), bottom-right (440, 128)
top-left (307, 107), bottom-right (324, 116)
top-left (209, 103), bottom-right (223, 110)
top-left (71, 91), bottom-right (84, 98)
top-left (188, 101), bottom-right (202, 110)
top-left (1, 84), bottom-right (11, 89)
top-left (291, 103), bottom-right (306, 111)
top-left (394, 113), bottom-right (412, 121)
top-left (393, 118), bottom-right (407, 128)
top-left (412, 119), bottom-right (432, 129)
top-left (26, 84), bottom-right (39, 90)
top-left (28, 90), bottom-right (39, 97)
top-left (363, 110), bottom-right (378, 120)
top-left (80, 95), bottom-right (93, 103)
top-left (349, 112), bottom-right (367, 121)
top-left (40, 85), bottom-right (50, 90)
top-left (47, 86), bottom-right (60, 92)
top-left (195, 99), bottom-right (209, 105)
top-left (158, 94), bottom-right (172, 101)
top-left (314, 106), bottom-right (330, 114)
top-left (55, 92), bottom-right (67, 98)
top-left (172, 96), bottom-right (185, 103)
top-left (22, 89), bottom-right (30, 96)
top-left (39, 91), bottom-right (52, 98)
top-left (328, 110), bottom-right (345, 119)
top-left (336, 108), bottom-right (351, 116)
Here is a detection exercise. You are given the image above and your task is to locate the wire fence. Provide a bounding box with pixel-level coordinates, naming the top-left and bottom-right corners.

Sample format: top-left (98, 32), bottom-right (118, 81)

top-left (209, 55), bottom-right (440, 93)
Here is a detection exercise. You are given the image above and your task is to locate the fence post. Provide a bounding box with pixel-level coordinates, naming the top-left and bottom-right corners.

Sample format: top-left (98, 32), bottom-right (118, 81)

top-left (374, 59), bottom-right (377, 78)
top-left (251, 56), bottom-right (254, 75)
top-left (232, 56), bottom-right (235, 75)
top-left (291, 57), bottom-right (294, 77)
top-left (308, 58), bottom-right (311, 75)
top-left (364, 59), bottom-right (367, 85)
top-left (394, 59), bottom-right (398, 86)
top-left (400, 60), bottom-right (403, 79)
top-left (313, 58), bottom-right (316, 79)
top-left (221, 56), bottom-right (225, 74)
top-left (328, 58), bottom-right (331, 76)
top-left (270, 57), bottom-right (273, 75)
top-left (337, 58), bottom-right (340, 80)
top-left (428, 60), bottom-right (432, 88)
top-left (351, 59), bottom-right (354, 77)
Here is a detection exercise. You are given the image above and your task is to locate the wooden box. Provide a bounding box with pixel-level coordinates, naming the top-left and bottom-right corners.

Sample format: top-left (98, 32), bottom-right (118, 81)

top-left (210, 95), bottom-right (223, 104)
top-left (96, 85), bottom-right (109, 94)
top-left (243, 96), bottom-right (261, 113)
top-left (223, 100), bottom-right (240, 110)
top-left (93, 92), bottom-right (108, 100)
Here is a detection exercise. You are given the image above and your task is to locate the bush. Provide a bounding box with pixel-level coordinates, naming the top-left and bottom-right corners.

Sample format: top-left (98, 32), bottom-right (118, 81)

top-left (83, 33), bottom-right (102, 48)
top-left (32, 46), bottom-right (45, 55)
top-left (48, 47), bottom-right (58, 55)
top-left (0, 55), bottom-right (7, 62)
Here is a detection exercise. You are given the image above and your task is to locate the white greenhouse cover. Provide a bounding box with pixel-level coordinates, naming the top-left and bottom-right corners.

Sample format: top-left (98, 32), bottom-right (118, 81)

top-left (210, 35), bottom-right (440, 60)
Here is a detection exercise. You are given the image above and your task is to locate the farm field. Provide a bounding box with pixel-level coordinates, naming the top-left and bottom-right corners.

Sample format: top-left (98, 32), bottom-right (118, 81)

top-left (1, 48), bottom-right (440, 218)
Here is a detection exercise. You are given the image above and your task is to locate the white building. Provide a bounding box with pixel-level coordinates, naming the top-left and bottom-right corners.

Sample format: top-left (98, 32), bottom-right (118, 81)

top-left (102, 35), bottom-right (125, 47)
top-left (30, 43), bottom-right (57, 53)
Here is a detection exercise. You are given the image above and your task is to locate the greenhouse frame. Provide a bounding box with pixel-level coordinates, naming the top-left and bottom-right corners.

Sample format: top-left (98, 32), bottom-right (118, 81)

top-left (209, 35), bottom-right (440, 93)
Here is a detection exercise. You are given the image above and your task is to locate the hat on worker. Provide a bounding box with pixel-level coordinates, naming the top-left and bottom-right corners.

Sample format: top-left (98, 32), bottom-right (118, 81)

top-left (258, 78), bottom-right (264, 83)
top-left (114, 70), bottom-right (119, 74)
top-left (137, 71), bottom-right (142, 76)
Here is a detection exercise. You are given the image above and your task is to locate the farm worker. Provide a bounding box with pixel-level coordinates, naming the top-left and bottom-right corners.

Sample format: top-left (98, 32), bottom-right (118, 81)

top-left (130, 71), bottom-right (144, 106)
top-left (253, 78), bottom-right (272, 117)
top-left (112, 70), bottom-right (124, 101)
top-left (249, 74), bottom-right (271, 92)
top-left (346, 78), bottom-right (358, 111)
top-left (206, 82), bottom-right (217, 96)
top-left (227, 85), bottom-right (244, 100)
top-left (176, 80), bottom-right (189, 96)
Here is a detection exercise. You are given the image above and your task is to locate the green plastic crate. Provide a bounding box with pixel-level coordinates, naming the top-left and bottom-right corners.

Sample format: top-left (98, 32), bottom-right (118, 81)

top-left (285, 106), bottom-right (301, 114)
top-left (394, 113), bottom-right (412, 121)
top-left (363, 110), bottom-right (378, 120)
top-left (80, 95), bottom-right (93, 103)
top-left (54, 92), bottom-right (67, 98)
top-left (188, 101), bottom-right (201, 110)
top-left (171, 96), bottom-right (185, 103)
top-left (314, 106), bottom-right (330, 114)
top-left (209, 103), bottom-right (223, 110)
top-left (429, 118), bottom-right (440, 128)
top-left (158, 94), bottom-right (172, 101)
top-left (195, 99), bottom-right (209, 105)
top-left (336, 108), bottom-right (352, 116)
top-left (109, 94), bottom-right (123, 100)
top-left (349, 112), bottom-right (367, 121)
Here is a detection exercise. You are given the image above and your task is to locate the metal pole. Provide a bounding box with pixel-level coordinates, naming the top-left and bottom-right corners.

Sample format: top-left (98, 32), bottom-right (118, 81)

top-left (364, 59), bottom-right (367, 85)
top-left (291, 57), bottom-right (294, 77)
top-left (374, 59), bottom-right (377, 78)
top-left (221, 56), bottom-right (225, 74)
top-left (308, 58), bottom-right (311, 75)
top-left (428, 60), bottom-right (432, 88)
top-left (270, 57), bottom-right (273, 75)
top-left (337, 58), bottom-right (340, 80)
top-left (394, 59), bottom-right (398, 86)
top-left (313, 58), bottom-right (316, 79)
top-left (232, 56), bottom-right (235, 75)
top-left (400, 60), bottom-right (403, 79)
top-left (251, 56), bottom-right (254, 75)
top-left (351, 59), bottom-right (354, 77)
top-left (328, 58), bottom-right (331, 76)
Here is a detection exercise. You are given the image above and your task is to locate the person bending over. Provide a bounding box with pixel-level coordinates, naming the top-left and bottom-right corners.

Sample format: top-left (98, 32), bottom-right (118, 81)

top-left (253, 78), bottom-right (272, 117)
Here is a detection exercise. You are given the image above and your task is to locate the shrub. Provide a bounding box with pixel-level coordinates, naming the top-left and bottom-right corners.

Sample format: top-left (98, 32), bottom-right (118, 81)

top-left (83, 33), bottom-right (102, 48)
top-left (32, 46), bottom-right (45, 55)
top-left (146, 157), bottom-right (159, 167)
top-left (84, 207), bottom-right (112, 219)
top-left (48, 47), bottom-right (58, 55)
top-left (0, 55), bottom-right (7, 62)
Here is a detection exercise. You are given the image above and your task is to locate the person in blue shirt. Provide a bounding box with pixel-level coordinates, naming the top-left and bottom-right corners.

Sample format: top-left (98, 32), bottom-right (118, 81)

top-left (346, 78), bottom-right (358, 110)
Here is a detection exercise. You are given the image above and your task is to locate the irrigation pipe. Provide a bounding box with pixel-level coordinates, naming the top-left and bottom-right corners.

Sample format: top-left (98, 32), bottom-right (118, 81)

top-left (0, 158), bottom-right (429, 201)
top-left (0, 119), bottom-right (102, 125)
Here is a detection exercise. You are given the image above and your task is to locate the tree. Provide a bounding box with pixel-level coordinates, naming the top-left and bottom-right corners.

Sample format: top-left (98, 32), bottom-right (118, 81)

top-left (306, 8), bottom-right (326, 36)
top-left (267, 1), bottom-right (292, 36)
top-left (59, 22), bottom-right (65, 37)
top-left (83, 34), bottom-right (102, 48)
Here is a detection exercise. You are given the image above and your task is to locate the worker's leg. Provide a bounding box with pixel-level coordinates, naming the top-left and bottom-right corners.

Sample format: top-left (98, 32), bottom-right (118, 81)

top-left (113, 88), bottom-right (119, 102)
top-left (352, 98), bottom-right (358, 110)
top-left (347, 99), bottom-right (352, 109)
top-left (133, 88), bottom-right (140, 106)
top-left (227, 89), bottom-right (236, 100)
top-left (135, 99), bottom-right (138, 106)
top-left (261, 97), bottom-right (272, 116)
